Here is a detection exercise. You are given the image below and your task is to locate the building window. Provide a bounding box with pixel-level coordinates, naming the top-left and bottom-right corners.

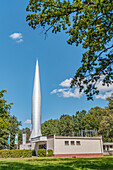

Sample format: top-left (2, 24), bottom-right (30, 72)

top-left (71, 141), bottom-right (75, 145)
top-left (65, 141), bottom-right (69, 145)
top-left (76, 141), bottom-right (80, 145)
top-left (110, 145), bottom-right (112, 148)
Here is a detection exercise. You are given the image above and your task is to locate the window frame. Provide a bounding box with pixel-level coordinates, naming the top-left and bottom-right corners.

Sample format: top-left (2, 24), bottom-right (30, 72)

top-left (71, 141), bottom-right (75, 145)
top-left (65, 141), bottom-right (69, 145)
top-left (76, 141), bottom-right (81, 145)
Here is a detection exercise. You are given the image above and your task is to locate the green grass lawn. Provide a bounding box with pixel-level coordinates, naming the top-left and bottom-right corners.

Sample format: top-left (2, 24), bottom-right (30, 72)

top-left (0, 157), bottom-right (113, 170)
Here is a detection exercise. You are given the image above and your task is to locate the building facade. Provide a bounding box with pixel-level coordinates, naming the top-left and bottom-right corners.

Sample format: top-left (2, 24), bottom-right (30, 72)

top-left (20, 135), bottom-right (103, 157)
top-left (36, 135), bottom-right (103, 158)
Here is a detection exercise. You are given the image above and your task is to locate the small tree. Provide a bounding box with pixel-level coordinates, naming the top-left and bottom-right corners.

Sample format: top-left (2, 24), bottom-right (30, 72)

top-left (0, 90), bottom-right (13, 149)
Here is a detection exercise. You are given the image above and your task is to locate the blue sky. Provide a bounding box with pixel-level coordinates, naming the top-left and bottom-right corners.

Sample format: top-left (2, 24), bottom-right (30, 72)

top-left (0, 0), bottom-right (111, 129)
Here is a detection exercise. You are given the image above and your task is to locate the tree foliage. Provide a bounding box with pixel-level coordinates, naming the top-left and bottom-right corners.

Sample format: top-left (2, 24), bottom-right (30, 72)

top-left (98, 94), bottom-right (113, 142)
top-left (0, 90), bottom-right (13, 149)
top-left (73, 110), bottom-right (86, 132)
top-left (26, 0), bottom-right (113, 100)
top-left (0, 90), bottom-right (22, 150)
top-left (59, 114), bottom-right (74, 136)
top-left (41, 119), bottom-right (60, 136)
top-left (8, 116), bottom-right (22, 149)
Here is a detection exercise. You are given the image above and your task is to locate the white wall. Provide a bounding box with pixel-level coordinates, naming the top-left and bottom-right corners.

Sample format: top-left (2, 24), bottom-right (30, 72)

top-left (20, 142), bottom-right (35, 150)
top-left (47, 138), bottom-right (54, 153)
top-left (54, 138), bottom-right (103, 154)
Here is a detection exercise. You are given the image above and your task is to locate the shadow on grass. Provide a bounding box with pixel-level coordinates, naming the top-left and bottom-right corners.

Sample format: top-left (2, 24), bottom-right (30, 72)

top-left (0, 161), bottom-right (74, 170)
top-left (0, 157), bottom-right (113, 170)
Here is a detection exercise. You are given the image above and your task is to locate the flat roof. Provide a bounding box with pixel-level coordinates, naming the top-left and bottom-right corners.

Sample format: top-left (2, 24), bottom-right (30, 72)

top-left (103, 143), bottom-right (113, 145)
top-left (47, 135), bottom-right (102, 140)
top-left (55, 136), bottom-right (102, 139)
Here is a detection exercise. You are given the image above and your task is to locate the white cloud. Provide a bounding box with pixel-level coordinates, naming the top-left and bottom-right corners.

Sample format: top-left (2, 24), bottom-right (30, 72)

top-left (51, 88), bottom-right (83, 98)
top-left (51, 77), bottom-right (113, 100)
top-left (51, 78), bottom-right (84, 98)
top-left (60, 78), bottom-right (73, 87)
top-left (95, 91), bottom-right (113, 100)
top-left (50, 89), bottom-right (58, 94)
top-left (9, 33), bottom-right (23, 43)
top-left (94, 77), bottom-right (113, 99)
top-left (16, 39), bottom-right (23, 43)
top-left (96, 81), bottom-right (113, 93)
top-left (24, 120), bottom-right (31, 124)
top-left (60, 88), bottom-right (82, 98)
top-left (10, 33), bottom-right (22, 39)
top-left (74, 88), bottom-right (83, 98)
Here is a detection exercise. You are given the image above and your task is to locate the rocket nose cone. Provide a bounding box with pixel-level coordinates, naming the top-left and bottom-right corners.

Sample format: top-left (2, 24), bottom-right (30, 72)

top-left (36, 58), bottom-right (39, 66)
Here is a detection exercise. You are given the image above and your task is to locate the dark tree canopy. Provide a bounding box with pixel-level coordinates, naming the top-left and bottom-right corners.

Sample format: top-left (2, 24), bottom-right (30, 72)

top-left (26, 0), bottom-right (113, 99)
top-left (41, 119), bottom-right (60, 136)
top-left (59, 114), bottom-right (74, 136)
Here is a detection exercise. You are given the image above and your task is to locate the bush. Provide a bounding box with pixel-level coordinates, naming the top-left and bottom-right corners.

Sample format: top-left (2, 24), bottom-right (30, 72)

top-left (0, 150), bottom-right (33, 158)
top-left (32, 150), bottom-right (36, 156)
top-left (38, 149), bottom-right (46, 157)
top-left (47, 149), bottom-right (53, 157)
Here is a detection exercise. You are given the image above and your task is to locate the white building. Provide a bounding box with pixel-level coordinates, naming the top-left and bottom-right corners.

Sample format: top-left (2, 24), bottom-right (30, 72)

top-left (20, 135), bottom-right (103, 157)
top-left (47, 135), bottom-right (103, 157)
top-left (32, 135), bottom-right (103, 158)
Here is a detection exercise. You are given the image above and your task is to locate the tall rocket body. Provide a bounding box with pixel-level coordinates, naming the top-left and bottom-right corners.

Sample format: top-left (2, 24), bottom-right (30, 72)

top-left (30, 59), bottom-right (42, 139)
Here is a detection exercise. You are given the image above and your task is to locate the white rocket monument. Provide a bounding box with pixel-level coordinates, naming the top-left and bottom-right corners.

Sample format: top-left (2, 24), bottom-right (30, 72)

top-left (30, 59), bottom-right (42, 140)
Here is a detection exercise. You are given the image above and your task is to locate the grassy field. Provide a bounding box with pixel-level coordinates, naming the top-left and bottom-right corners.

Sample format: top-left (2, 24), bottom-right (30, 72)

top-left (0, 157), bottom-right (113, 170)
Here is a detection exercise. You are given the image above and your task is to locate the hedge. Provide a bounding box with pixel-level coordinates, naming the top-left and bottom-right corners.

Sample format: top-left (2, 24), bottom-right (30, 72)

top-left (38, 149), bottom-right (46, 157)
top-left (0, 149), bottom-right (53, 158)
top-left (0, 150), bottom-right (33, 158)
top-left (47, 149), bottom-right (53, 157)
top-left (37, 149), bottom-right (53, 157)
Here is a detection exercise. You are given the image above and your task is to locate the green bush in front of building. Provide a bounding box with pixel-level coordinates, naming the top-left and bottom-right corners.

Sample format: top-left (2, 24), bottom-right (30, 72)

top-left (47, 149), bottom-right (53, 157)
top-left (0, 150), bottom-right (33, 158)
top-left (38, 149), bottom-right (46, 157)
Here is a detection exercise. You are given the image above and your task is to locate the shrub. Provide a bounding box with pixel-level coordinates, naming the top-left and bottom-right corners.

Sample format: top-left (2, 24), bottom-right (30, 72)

top-left (0, 150), bottom-right (33, 158)
top-left (47, 149), bottom-right (53, 157)
top-left (32, 150), bottom-right (36, 156)
top-left (38, 149), bottom-right (46, 157)
top-left (22, 150), bottom-right (32, 158)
